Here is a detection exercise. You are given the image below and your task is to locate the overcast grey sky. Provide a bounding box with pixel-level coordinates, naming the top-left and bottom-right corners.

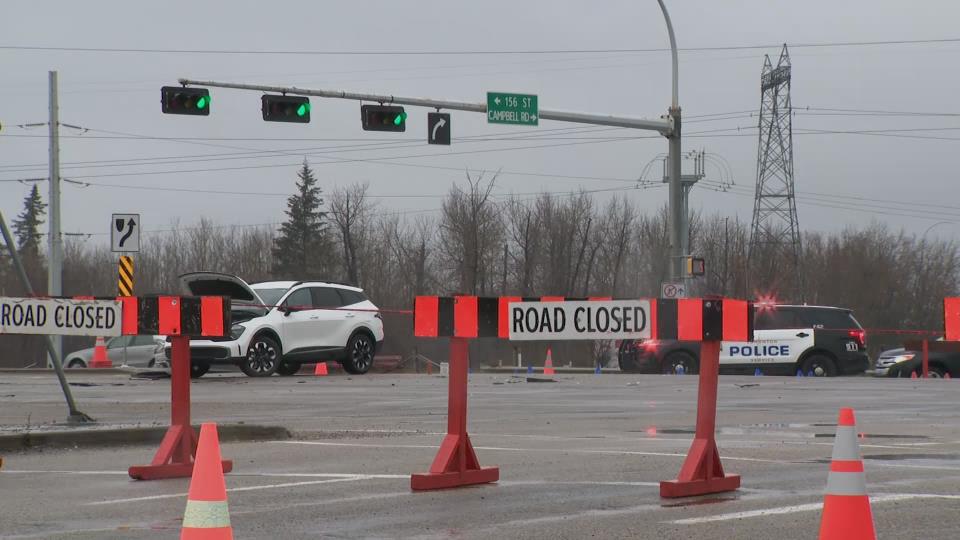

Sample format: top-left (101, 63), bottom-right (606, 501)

top-left (2, 0), bottom-right (960, 248)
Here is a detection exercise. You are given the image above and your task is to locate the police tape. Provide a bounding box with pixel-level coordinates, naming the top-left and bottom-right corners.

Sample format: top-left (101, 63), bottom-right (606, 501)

top-left (861, 328), bottom-right (941, 336)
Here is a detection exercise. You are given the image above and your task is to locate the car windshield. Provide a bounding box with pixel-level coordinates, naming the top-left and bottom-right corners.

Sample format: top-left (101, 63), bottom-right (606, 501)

top-left (252, 287), bottom-right (288, 309)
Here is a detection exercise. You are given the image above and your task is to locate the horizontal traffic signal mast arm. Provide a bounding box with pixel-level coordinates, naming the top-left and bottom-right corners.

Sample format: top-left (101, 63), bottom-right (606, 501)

top-left (177, 78), bottom-right (673, 134)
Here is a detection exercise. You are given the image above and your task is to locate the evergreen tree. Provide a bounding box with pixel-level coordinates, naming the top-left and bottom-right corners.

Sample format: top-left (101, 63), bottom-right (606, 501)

top-left (272, 160), bottom-right (332, 279)
top-left (12, 185), bottom-right (46, 260)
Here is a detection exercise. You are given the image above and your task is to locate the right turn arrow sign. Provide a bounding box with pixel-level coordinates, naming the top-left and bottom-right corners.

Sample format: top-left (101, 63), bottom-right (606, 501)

top-left (427, 112), bottom-right (451, 145)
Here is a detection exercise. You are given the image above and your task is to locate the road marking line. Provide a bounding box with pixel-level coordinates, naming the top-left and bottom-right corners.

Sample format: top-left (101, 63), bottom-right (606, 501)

top-left (297, 429), bottom-right (952, 450)
top-left (500, 480), bottom-right (661, 487)
top-left (86, 476), bottom-right (382, 506)
top-left (274, 441), bottom-right (781, 463)
top-left (669, 493), bottom-right (960, 524)
top-left (0, 469), bottom-right (129, 475)
top-left (230, 491), bottom-right (413, 516)
top-left (869, 462), bottom-right (960, 471)
top-left (3, 469), bottom-right (408, 479)
top-left (239, 472), bottom-right (408, 479)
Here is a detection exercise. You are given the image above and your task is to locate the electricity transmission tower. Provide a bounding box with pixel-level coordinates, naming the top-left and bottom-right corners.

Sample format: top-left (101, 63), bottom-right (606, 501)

top-left (749, 44), bottom-right (803, 299)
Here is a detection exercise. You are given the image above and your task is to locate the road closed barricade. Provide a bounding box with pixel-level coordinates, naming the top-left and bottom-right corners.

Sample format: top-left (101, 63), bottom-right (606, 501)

top-left (412, 295), bottom-right (753, 497)
top-left (120, 295), bottom-right (232, 480)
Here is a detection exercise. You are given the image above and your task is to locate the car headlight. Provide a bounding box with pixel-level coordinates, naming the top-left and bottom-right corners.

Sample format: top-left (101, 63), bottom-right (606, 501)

top-left (888, 353), bottom-right (915, 364)
top-left (230, 324), bottom-right (246, 340)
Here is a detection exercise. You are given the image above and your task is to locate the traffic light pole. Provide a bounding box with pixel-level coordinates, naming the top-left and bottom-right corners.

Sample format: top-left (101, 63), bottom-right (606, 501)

top-left (177, 78), bottom-right (672, 134)
top-left (179, 0), bottom-right (684, 280)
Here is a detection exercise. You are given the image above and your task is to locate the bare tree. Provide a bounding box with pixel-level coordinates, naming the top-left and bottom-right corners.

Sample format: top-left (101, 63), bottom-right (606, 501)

top-left (330, 182), bottom-right (375, 285)
top-left (505, 197), bottom-right (540, 296)
top-left (439, 171), bottom-right (503, 295)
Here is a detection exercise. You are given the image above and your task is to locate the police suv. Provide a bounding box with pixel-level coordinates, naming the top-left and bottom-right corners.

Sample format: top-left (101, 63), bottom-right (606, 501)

top-left (618, 304), bottom-right (869, 377)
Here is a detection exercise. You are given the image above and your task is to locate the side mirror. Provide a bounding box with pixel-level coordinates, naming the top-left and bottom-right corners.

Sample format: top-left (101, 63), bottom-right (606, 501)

top-left (279, 305), bottom-right (292, 316)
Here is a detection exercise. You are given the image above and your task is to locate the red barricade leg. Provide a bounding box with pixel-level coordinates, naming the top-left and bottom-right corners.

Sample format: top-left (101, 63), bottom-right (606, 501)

top-left (411, 337), bottom-right (499, 490)
top-left (129, 335), bottom-right (232, 480)
top-left (660, 340), bottom-right (740, 497)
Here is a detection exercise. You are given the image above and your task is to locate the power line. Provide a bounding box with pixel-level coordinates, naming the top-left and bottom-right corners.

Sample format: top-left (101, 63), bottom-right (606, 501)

top-left (65, 183), bottom-right (665, 238)
top-left (0, 125), bottom-right (629, 172)
top-left (796, 106), bottom-right (960, 117)
top-left (700, 180), bottom-right (960, 223)
top-left (1, 125), bottom-right (752, 183)
top-left (0, 133), bottom-right (664, 182)
top-left (3, 37), bottom-right (960, 56)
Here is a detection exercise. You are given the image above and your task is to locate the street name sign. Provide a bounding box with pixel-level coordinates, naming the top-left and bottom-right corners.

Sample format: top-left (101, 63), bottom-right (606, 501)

top-left (487, 92), bottom-right (538, 126)
top-left (0, 297), bottom-right (122, 337)
top-left (508, 300), bottom-right (651, 341)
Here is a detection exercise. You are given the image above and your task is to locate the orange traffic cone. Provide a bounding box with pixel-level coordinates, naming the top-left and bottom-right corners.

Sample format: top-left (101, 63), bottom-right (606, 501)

top-left (314, 362), bottom-right (328, 376)
top-left (818, 408), bottom-right (876, 540)
top-left (543, 348), bottom-right (555, 375)
top-left (89, 337), bottom-right (112, 368)
top-left (181, 423), bottom-right (233, 540)
top-left (946, 372), bottom-right (952, 380)
top-left (910, 370), bottom-right (918, 379)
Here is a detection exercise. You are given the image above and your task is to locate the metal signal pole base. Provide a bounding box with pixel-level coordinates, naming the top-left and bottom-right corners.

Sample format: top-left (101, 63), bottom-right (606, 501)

top-left (411, 337), bottom-right (499, 491)
top-left (660, 340), bottom-right (739, 498)
top-left (129, 335), bottom-right (232, 480)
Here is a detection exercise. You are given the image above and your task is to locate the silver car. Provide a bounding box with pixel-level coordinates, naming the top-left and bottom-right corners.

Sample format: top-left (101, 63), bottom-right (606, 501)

top-left (64, 335), bottom-right (167, 368)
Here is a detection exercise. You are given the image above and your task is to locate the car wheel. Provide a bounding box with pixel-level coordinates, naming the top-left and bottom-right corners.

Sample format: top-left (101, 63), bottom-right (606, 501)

top-left (276, 361), bottom-right (301, 376)
top-left (241, 335), bottom-right (281, 377)
top-left (801, 355), bottom-right (837, 377)
top-left (663, 351), bottom-right (698, 375)
top-left (343, 333), bottom-right (374, 375)
top-left (66, 358), bottom-right (85, 369)
top-left (618, 342), bottom-right (639, 372)
top-left (618, 353), bottom-right (639, 373)
top-left (190, 362), bottom-right (210, 379)
top-left (915, 365), bottom-right (947, 378)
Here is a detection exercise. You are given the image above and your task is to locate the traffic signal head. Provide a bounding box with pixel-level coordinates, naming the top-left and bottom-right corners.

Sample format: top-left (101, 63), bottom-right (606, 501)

top-left (161, 86), bottom-right (210, 115)
top-left (262, 95), bottom-right (311, 123)
top-left (361, 104), bottom-right (407, 132)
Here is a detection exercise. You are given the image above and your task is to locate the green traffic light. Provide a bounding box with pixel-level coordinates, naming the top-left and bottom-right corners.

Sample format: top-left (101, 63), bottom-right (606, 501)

top-left (297, 103), bottom-right (310, 117)
top-left (196, 96), bottom-right (208, 109)
top-left (393, 111), bottom-right (407, 126)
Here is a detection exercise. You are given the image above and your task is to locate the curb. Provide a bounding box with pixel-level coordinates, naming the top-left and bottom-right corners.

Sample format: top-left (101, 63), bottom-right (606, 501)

top-left (0, 424), bottom-right (290, 452)
top-left (0, 368), bottom-right (141, 375)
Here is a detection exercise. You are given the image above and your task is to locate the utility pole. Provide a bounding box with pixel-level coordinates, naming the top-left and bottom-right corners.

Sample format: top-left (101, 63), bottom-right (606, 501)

top-left (662, 150), bottom-right (704, 281)
top-left (48, 70), bottom-right (63, 365)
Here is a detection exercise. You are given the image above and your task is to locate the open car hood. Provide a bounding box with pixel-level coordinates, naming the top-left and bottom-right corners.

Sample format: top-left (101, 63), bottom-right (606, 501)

top-left (178, 272), bottom-right (264, 305)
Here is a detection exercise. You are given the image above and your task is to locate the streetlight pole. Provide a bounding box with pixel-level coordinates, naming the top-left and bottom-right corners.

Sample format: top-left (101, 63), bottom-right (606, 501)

top-left (656, 0), bottom-right (683, 282)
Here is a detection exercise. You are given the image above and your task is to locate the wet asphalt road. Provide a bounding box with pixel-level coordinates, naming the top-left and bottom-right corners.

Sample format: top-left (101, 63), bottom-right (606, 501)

top-left (1, 371), bottom-right (959, 539)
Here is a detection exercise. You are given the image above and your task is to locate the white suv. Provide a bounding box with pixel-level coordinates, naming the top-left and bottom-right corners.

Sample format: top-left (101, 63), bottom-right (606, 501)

top-left (176, 272), bottom-right (385, 378)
